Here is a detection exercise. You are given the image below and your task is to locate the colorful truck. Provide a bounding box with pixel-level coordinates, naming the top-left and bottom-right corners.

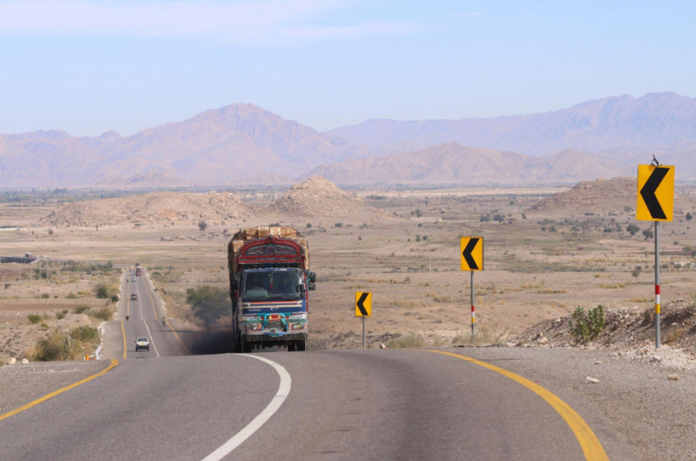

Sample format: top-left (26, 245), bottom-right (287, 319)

top-left (228, 227), bottom-right (316, 352)
top-left (135, 264), bottom-right (142, 276)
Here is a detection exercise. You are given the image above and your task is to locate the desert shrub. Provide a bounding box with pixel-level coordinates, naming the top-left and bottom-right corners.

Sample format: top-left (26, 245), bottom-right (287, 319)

top-left (308, 338), bottom-right (330, 350)
top-left (452, 329), bottom-right (507, 346)
top-left (93, 282), bottom-right (118, 300)
top-left (27, 314), bottom-right (42, 324)
top-left (33, 333), bottom-right (69, 361)
top-left (40, 293), bottom-right (50, 299)
top-left (70, 325), bottom-right (99, 343)
top-left (569, 305), bottom-right (606, 343)
top-left (90, 307), bottom-right (112, 321)
top-left (55, 311), bottom-right (66, 320)
top-left (73, 305), bottom-right (90, 315)
top-left (388, 334), bottom-right (427, 349)
top-left (186, 285), bottom-right (230, 332)
top-left (666, 327), bottom-right (687, 345)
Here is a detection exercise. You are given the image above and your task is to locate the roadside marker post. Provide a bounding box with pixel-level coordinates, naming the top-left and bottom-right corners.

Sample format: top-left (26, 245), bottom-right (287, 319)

top-left (355, 292), bottom-right (372, 349)
top-left (460, 237), bottom-right (484, 338)
top-left (636, 161), bottom-right (674, 349)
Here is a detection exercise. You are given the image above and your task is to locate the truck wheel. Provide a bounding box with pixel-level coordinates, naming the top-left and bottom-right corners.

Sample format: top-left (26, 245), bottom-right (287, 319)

top-left (287, 342), bottom-right (296, 352)
top-left (242, 341), bottom-right (252, 353)
top-left (296, 340), bottom-right (306, 351)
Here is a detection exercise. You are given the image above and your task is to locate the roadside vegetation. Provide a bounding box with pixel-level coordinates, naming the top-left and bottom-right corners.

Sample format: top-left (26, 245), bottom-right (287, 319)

top-left (569, 305), bottom-right (606, 343)
top-left (31, 326), bottom-right (100, 361)
top-left (186, 285), bottom-right (231, 332)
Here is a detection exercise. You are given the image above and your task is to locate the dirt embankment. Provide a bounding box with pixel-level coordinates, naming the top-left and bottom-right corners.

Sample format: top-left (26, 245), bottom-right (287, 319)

top-left (515, 299), bottom-right (696, 370)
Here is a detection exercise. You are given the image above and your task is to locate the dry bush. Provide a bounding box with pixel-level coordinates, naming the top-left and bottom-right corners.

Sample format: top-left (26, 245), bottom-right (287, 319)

top-left (452, 329), bottom-right (508, 346)
top-left (388, 334), bottom-right (427, 349)
top-left (666, 327), bottom-right (687, 345)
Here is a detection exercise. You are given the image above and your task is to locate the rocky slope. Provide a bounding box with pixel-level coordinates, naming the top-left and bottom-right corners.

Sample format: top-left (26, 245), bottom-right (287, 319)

top-left (307, 143), bottom-right (623, 184)
top-left (0, 104), bottom-right (368, 188)
top-left (328, 92), bottom-right (696, 155)
top-left (265, 177), bottom-right (389, 219)
top-left (527, 177), bottom-right (635, 214)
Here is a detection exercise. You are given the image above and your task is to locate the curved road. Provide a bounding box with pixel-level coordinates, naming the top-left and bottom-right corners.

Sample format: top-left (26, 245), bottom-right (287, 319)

top-left (0, 268), bottom-right (631, 461)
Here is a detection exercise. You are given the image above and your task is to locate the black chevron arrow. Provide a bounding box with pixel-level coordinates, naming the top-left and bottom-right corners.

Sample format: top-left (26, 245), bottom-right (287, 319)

top-left (640, 167), bottom-right (669, 220)
top-left (462, 238), bottom-right (480, 270)
top-left (356, 293), bottom-right (369, 316)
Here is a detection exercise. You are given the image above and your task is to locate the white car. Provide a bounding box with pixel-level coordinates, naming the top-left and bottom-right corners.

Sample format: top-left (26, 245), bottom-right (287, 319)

top-left (135, 337), bottom-right (150, 352)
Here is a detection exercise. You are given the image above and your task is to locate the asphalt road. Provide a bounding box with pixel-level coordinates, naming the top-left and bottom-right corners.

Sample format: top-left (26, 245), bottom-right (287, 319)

top-left (102, 268), bottom-right (190, 360)
top-left (0, 268), bottom-right (631, 461)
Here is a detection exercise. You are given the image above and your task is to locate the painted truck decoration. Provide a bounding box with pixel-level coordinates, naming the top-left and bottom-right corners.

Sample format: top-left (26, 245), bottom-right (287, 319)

top-left (135, 264), bottom-right (142, 276)
top-left (228, 227), bottom-right (316, 352)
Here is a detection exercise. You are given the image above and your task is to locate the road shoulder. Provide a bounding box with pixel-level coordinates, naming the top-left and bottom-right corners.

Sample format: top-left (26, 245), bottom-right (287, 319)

top-left (0, 360), bottom-right (111, 415)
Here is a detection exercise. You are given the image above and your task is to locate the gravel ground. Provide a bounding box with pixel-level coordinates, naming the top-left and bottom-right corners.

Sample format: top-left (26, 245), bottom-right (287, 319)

top-left (445, 346), bottom-right (696, 461)
top-left (0, 360), bottom-right (111, 414)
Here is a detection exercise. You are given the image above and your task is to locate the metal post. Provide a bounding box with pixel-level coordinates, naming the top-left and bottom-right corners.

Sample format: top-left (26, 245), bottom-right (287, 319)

top-left (471, 271), bottom-right (475, 338)
top-left (362, 316), bottom-right (366, 349)
top-left (655, 221), bottom-right (660, 349)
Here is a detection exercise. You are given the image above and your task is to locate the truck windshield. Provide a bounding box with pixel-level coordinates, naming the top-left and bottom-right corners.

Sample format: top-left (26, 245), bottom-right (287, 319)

top-left (242, 271), bottom-right (301, 302)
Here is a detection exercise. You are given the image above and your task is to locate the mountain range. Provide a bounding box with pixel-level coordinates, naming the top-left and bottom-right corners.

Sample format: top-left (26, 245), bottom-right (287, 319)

top-left (1, 92), bottom-right (695, 188)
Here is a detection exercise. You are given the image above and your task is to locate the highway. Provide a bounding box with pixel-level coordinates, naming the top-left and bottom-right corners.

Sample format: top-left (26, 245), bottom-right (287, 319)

top-left (0, 268), bottom-right (630, 461)
top-left (103, 267), bottom-right (191, 360)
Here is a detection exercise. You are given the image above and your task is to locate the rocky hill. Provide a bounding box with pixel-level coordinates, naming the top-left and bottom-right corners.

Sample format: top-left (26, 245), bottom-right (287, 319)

top-left (306, 143), bottom-right (623, 185)
top-left (0, 104), bottom-right (368, 188)
top-left (265, 177), bottom-right (389, 219)
top-left (39, 191), bottom-right (249, 227)
top-left (328, 92), bottom-right (696, 155)
top-left (527, 177), bottom-right (635, 214)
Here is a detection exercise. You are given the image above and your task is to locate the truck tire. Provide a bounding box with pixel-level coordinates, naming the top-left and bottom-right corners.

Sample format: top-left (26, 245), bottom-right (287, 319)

top-left (242, 341), bottom-right (252, 353)
top-left (287, 342), bottom-right (296, 352)
top-left (296, 340), bottom-right (306, 351)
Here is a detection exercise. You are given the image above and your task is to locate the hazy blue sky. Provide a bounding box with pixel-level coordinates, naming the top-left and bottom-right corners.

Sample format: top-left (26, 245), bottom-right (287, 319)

top-left (1, 0), bottom-right (694, 136)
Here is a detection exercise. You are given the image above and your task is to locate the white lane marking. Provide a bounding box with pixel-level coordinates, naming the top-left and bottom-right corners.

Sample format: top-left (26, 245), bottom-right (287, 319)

top-left (143, 321), bottom-right (160, 358)
top-left (201, 355), bottom-right (292, 461)
top-left (135, 280), bottom-right (143, 321)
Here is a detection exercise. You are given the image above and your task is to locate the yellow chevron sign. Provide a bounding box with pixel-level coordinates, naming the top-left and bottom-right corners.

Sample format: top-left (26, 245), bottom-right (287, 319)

top-left (460, 237), bottom-right (483, 271)
top-left (637, 165), bottom-right (674, 222)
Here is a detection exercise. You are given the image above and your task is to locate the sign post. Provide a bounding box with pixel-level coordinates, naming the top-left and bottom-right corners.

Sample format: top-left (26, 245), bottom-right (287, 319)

top-left (355, 292), bottom-right (372, 349)
top-left (460, 237), bottom-right (484, 338)
top-left (636, 162), bottom-right (674, 349)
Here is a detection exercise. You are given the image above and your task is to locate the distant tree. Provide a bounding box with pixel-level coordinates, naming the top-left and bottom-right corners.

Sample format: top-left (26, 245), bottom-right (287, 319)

top-left (198, 221), bottom-right (208, 233)
top-left (48, 228), bottom-right (53, 236)
top-left (631, 268), bottom-right (641, 283)
top-left (687, 212), bottom-right (693, 221)
top-left (413, 209), bottom-right (423, 218)
top-left (642, 228), bottom-right (654, 241)
top-left (626, 224), bottom-right (640, 236)
top-left (186, 285), bottom-right (230, 333)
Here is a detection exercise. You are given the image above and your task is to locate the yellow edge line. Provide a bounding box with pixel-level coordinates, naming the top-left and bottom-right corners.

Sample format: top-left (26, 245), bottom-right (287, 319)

top-left (144, 272), bottom-right (191, 355)
top-left (165, 317), bottom-right (192, 355)
top-left (428, 350), bottom-right (609, 461)
top-left (0, 359), bottom-right (118, 422)
top-left (121, 320), bottom-right (127, 360)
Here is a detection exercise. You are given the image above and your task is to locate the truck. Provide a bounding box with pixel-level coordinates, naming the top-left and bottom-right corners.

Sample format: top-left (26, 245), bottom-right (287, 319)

top-left (228, 226), bottom-right (316, 352)
top-left (135, 264), bottom-right (142, 276)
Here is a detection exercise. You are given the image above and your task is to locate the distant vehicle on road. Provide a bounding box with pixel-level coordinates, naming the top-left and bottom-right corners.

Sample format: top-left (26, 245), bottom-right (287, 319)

top-left (131, 294), bottom-right (138, 301)
top-left (135, 264), bottom-right (142, 276)
top-left (135, 337), bottom-right (150, 352)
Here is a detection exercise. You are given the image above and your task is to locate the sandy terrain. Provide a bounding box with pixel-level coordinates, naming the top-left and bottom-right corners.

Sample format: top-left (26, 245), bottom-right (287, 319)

top-left (2, 179), bottom-right (696, 356)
